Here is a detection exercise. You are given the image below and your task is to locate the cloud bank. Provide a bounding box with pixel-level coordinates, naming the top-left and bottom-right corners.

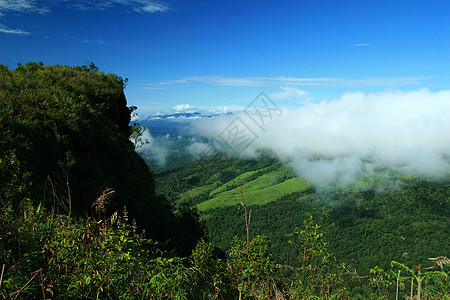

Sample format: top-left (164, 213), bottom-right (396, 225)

top-left (135, 130), bottom-right (169, 167)
top-left (191, 88), bottom-right (450, 186)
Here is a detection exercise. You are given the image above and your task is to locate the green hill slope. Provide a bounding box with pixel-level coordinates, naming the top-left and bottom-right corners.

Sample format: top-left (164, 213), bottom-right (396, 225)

top-left (198, 175), bottom-right (311, 210)
top-left (155, 154), bottom-right (312, 210)
top-left (155, 154), bottom-right (450, 276)
top-left (0, 62), bottom-right (202, 253)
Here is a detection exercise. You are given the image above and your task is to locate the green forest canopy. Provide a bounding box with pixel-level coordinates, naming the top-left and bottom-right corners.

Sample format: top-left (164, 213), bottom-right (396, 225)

top-left (155, 154), bottom-right (450, 275)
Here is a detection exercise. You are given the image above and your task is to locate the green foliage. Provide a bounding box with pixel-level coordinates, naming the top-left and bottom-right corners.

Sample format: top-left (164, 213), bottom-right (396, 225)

top-left (284, 217), bottom-right (347, 299)
top-left (366, 266), bottom-right (397, 299)
top-left (154, 155), bottom-right (449, 298)
top-left (0, 62), bottom-right (203, 255)
top-left (0, 203), bottom-right (192, 299)
top-left (0, 150), bottom-right (31, 210)
top-left (189, 239), bottom-right (232, 299)
top-left (155, 154), bottom-right (283, 203)
top-left (196, 174), bottom-right (449, 276)
top-left (0, 62), bottom-right (138, 214)
top-left (197, 175), bottom-right (311, 211)
top-left (1, 194), bottom-right (448, 299)
top-left (389, 261), bottom-right (449, 300)
top-left (130, 122), bottom-right (150, 149)
top-left (228, 236), bottom-right (276, 299)
top-left (42, 211), bottom-right (194, 299)
top-left (362, 261), bottom-right (450, 300)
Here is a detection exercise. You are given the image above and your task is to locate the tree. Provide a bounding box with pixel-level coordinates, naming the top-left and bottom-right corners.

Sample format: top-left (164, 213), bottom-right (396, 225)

top-left (130, 122), bottom-right (150, 149)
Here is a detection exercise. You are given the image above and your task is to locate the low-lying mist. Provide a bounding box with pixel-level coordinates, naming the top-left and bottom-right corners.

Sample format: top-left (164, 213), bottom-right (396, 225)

top-left (190, 89), bottom-right (450, 187)
top-left (135, 131), bottom-right (170, 167)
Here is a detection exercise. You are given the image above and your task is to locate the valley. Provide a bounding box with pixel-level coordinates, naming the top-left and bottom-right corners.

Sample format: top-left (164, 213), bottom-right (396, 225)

top-left (154, 153), bottom-right (450, 276)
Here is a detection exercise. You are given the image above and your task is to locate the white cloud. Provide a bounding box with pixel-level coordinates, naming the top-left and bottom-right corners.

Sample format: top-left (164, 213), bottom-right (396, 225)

top-left (191, 89), bottom-right (450, 186)
top-left (270, 87), bottom-right (312, 104)
top-left (352, 43), bottom-right (370, 47)
top-left (0, 0), bottom-right (49, 14)
top-left (0, 24), bottom-right (30, 35)
top-left (80, 39), bottom-right (106, 45)
top-left (0, 0), bottom-right (35, 13)
top-left (0, 0), bottom-right (168, 35)
top-left (150, 75), bottom-right (433, 88)
top-left (172, 104), bottom-right (197, 113)
top-left (0, 0), bottom-right (166, 19)
top-left (184, 76), bottom-right (265, 87)
top-left (209, 105), bottom-right (231, 114)
top-left (138, 2), bottom-right (168, 13)
top-left (187, 142), bottom-right (210, 157)
top-left (156, 79), bottom-right (190, 85)
top-left (135, 129), bottom-right (169, 167)
top-left (70, 0), bottom-right (169, 13)
top-left (142, 86), bottom-right (167, 90)
top-left (0, 0), bottom-right (48, 34)
top-left (203, 104), bottom-right (246, 114)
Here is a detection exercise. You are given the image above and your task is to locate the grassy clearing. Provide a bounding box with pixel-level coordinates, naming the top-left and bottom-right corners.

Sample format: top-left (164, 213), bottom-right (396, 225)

top-left (179, 184), bottom-right (216, 201)
top-left (209, 166), bottom-right (274, 196)
top-left (197, 176), bottom-right (311, 211)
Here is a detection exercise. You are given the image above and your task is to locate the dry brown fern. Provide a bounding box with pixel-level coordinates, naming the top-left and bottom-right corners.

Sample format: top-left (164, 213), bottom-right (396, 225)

top-left (426, 256), bottom-right (450, 270)
top-left (92, 188), bottom-right (115, 220)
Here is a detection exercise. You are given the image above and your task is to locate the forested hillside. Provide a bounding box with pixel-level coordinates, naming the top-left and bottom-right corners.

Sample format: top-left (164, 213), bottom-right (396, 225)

top-left (0, 62), bottom-right (203, 253)
top-left (155, 153), bottom-right (450, 279)
top-left (0, 63), bottom-right (206, 298)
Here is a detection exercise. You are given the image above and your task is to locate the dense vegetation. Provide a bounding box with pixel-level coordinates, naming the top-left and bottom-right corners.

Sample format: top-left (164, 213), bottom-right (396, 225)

top-left (0, 63), bottom-right (201, 297)
top-left (0, 63), bottom-right (447, 299)
top-left (155, 154), bottom-right (450, 297)
top-left (0, 62), bottom-right (203, 255)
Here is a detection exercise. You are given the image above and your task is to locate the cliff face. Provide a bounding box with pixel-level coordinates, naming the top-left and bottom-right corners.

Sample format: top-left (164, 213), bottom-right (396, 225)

top-left (0, 62), bottom-right (189, 246)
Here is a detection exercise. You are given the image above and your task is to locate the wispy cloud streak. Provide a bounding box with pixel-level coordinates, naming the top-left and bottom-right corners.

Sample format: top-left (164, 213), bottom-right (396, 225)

top-left (0, 24), bottom-right (30, 35)
top-left (0, 0), bottom-right (169, 35)
top-left (148, 75), bottom-right (433, 88)
top-left (0, 0), bottom-right (48, 34)
top-left (68, 0), bottom-right (169, 13)
top-left (0, 0), bottom-right (49, 14)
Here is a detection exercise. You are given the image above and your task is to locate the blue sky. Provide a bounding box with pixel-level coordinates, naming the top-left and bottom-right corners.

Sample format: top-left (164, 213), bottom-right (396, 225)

top-left (1, 0), bottom-right (449, 113)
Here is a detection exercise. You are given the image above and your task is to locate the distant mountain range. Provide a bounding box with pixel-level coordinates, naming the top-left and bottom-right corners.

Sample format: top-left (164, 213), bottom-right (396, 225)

top-left (138, 110), bottom-right (233, 121)
top-left (133, 110), bottom-right (233, 136)
top-left (130, 110), bottom-right (228, 169)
